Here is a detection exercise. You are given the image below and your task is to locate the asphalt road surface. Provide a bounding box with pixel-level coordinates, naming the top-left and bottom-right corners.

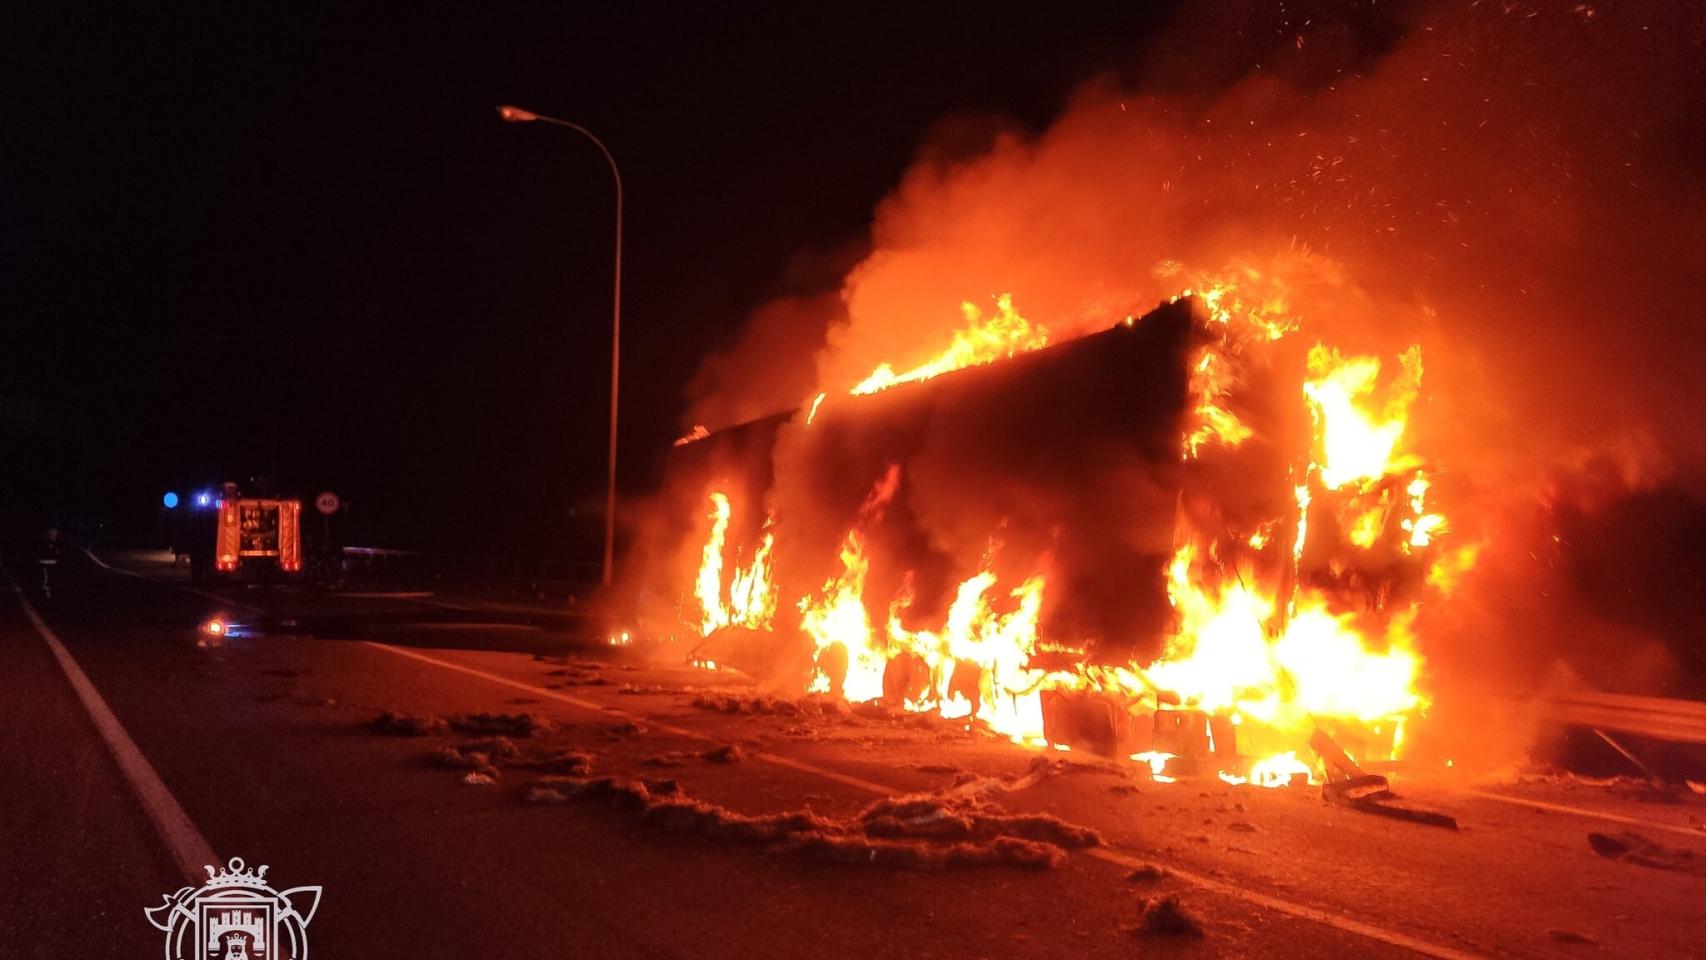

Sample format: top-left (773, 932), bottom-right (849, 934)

top-left (3, 550), bottom-right (1702, 959)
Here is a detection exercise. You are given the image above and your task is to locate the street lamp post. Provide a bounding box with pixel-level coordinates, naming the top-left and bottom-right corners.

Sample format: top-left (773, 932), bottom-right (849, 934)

top-left (498, 104), bottom-right (622, 587)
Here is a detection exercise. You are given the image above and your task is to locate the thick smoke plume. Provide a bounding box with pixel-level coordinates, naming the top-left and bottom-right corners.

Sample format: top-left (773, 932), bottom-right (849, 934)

top-left (695, 1), bottom-right (1703, 478)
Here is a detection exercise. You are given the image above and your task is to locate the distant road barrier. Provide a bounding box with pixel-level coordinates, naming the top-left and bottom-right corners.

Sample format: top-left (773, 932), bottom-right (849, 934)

top-left (1536, 690), bottom-right (1706, 744)
top-left (337, 545), bottom-right (602, 597)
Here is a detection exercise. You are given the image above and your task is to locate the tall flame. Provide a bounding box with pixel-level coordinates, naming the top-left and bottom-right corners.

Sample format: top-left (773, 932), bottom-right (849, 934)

top-left (694, 493), bottom-right (732, 636)
top-left (1144, 270), bottom-right (1442, 778)
top-left (801, 527), bottom-right (882, 700)
top-left (800, 466), bottom-right (902, 701)
top-left (728, 519), bottom-right (777, 629)
top-left (693, 493), bottom-right (778, 636)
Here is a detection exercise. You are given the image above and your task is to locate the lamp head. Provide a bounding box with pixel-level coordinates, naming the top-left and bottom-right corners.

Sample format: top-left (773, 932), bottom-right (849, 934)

top-left (496, 104), bottom-right (538, 123)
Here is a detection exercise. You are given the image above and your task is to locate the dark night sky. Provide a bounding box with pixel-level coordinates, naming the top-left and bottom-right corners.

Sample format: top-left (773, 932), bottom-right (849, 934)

top-left (3, 1), bottom-right (1188, 558)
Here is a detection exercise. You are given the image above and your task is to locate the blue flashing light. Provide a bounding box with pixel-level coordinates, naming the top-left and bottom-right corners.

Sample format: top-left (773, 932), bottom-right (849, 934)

top-left (163, 491), bottom-right (180, 509)
top-left (196, 492), bottom-right (213, 508)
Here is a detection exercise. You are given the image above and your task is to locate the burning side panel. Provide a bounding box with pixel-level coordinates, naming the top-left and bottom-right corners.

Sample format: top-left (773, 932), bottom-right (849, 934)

top-left (770, 299), bottom-right (1195, 664)
top-left (646, 298), bottom-right (1196, 685)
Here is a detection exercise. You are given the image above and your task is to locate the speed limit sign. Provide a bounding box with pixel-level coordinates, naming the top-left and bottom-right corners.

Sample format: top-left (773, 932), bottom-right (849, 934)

top-left (315, 491), bottom-right (341, 516)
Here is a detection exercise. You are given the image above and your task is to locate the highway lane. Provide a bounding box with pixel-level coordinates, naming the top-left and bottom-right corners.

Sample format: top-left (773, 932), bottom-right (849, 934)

top-left (9, 555), bottom-right (1401, 959)
top-left (6, 552), bottom-right (1703, 958)
top-left (0, 570), bottom-right (184, 956)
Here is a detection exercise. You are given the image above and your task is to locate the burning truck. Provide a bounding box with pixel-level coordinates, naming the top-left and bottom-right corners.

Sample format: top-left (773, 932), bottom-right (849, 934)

top-left (624, 266), bottom-right (1473, 792)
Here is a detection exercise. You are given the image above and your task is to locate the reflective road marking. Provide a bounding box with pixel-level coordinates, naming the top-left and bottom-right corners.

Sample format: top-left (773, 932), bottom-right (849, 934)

top-left (368, 640), bottom-right (1486, 960)
top-left (2, 561), bottom-right (218, 884)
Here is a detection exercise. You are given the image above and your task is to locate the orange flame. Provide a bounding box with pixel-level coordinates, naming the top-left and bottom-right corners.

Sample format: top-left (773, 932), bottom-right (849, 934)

top-left (693, 493), bottom-right (778, 636)
top-left (694, 493), bottom-right (732, 636)
top-left (683, 264), bottom-right (1468, 786)
top-left (800, 466), bottom-right (902, 700)
top-left (801, 527), bottom-right (882, 699)
top-left (1303, 345), bottom-right (1423, 491)
top-left (806, 526), bottom-right (1056, 743)
top-left (1172, 263), bottom-right (1300, 459)
top-left (850, 294), bottom-right (1047, 395)
top-left (1183, 348), bottom-right (1254, 458)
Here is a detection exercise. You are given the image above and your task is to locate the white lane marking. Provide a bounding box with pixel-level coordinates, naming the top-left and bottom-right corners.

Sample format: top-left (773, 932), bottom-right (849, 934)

top-left (744, 747), bottom-right (897, 796)
top-left (1465, 789), bottom-right (1706, 839)
top-left (365, 640), bottom-right (1484, 959)
top-left (364, 641), bottom-right (897, 797)
top-left (1084, 846), bottom-right (1484, 960)
top-left (2, 561), bottom-right (218, 883)
top-left (80, 547), bottom-right (261, 612)
top-left (365, 641), bottom-right (685, 729)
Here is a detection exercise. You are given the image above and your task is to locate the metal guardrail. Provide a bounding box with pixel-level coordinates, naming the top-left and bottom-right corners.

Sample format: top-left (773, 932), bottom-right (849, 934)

top-left (1537, 690), bottom-right (1706, 744)
top-left (336, 545), bottom-right (602, 598)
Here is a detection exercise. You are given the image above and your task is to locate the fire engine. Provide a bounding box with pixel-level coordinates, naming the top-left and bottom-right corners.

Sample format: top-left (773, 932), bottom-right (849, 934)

top-left (214, 491), bottom-right (302, 577)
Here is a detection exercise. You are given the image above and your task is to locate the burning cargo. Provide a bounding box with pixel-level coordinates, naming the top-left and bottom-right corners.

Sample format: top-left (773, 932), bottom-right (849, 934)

top-left (632, 279), bottom-right (1461, 786)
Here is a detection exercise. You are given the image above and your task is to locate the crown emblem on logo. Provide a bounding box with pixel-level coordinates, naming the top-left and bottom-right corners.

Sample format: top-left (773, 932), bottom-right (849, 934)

top-left (149, 853), bottom-right (321, 957)
top-left (203, 857), bottom-right (270, 889)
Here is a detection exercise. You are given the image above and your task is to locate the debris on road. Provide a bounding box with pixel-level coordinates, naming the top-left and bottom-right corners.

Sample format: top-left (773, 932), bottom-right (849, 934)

top-left (450, 712), bottom-right (554, 737)
top-left (434, 746), bottom-right (494, 770)
top-left (1546, 928), bottom-right (1599, 945)
top-left (638, 746), bottom-right (756, 768)
top-left (617, 684), bottom-right (670, 695)
top-left (1125, 863), bottom-right (1168, 882)
top-left (371, 711), bottom-right (450, 737)
top-left (690, 692), bottom-right (801, 715)
top-left (860, 793), bottom-right (1102, 848)
top-left (433, 737), bottom-right (521, 781)
top-left (525, 785), bottom-right (570, 803)
top-left (1587, 831), bottom-right (1706, 876)
top-left (457, 736), bottom-right (520, 760)
top-left (1130, 895), bottom-right (1204, 937)
top-left (547, 676), bottom-right (610, 688)
top-left (535, 776), bottom-right (1101, 870)
top-left (517, 748), bottom-right (595, 776)
top-left (704, 743), bottom-right (746, 764)
top-left (601, 721), bottom-right (647, 739)
top-left (1313, 728), bottom-right (1458, 829)
top-left (460, 771), bottom-right (497, 786)
top-left (1321, 774), bottom-right (1459, 829)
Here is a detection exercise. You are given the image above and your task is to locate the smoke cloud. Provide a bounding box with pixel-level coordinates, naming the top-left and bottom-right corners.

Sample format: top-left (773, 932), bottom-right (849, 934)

top-left (700, 0), bottom-right (1703, 476)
